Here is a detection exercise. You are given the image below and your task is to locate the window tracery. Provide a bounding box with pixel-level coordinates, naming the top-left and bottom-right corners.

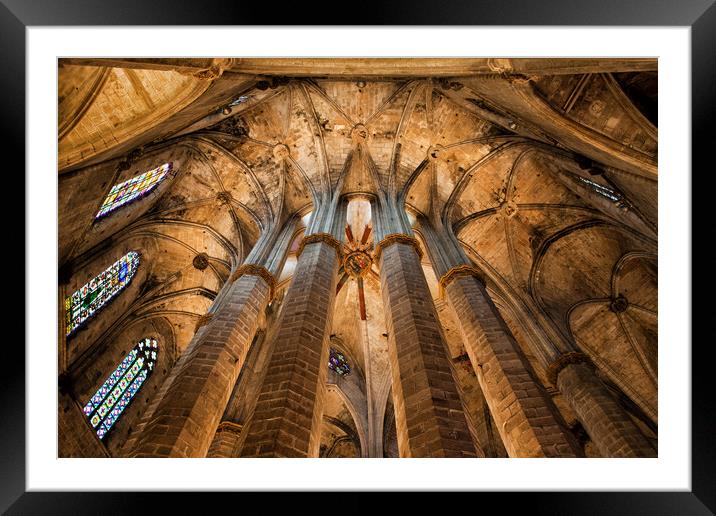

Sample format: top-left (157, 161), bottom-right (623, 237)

top-left (572, 174), bottom-right (631, 210)
top-left (576, 175), bottom-right (619, 200)
top-left (83, 338), bottom-right (158, 440)
top-left (95, 162), bottom-right (173, 219)
top-left (65, 251), bottom-right (140, 336)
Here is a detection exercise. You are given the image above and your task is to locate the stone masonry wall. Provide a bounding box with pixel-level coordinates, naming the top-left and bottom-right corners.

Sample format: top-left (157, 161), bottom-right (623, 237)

top-left (557, 362), bottom-right (656, 457)
top-left (206, 422), bottom-right (244, 458)
top-left (58, 390), bottom-right (109, 457)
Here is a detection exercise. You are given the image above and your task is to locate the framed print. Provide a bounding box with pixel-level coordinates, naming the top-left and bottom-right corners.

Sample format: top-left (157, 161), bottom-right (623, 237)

top-left (8, 0), bottom-right (714, 512)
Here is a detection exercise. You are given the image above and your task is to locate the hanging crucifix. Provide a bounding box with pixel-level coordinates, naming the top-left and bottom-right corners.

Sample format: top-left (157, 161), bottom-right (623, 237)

top-left (337, 223), bottom-right (373, 320)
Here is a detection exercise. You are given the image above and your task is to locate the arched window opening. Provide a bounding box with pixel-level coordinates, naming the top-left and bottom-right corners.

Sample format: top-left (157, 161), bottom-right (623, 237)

top-left (65, 251), bottom-right (140, 336)
top-left (83, 338), bottom-right (158, 440)
top-left (95, 162), bottom-right (173, 219)
top-left (572, 174), bottom-right (629, 209)
top-left (218, 95), bottom-right (250, 115)
top-left (328, 347), bottom-right (351, 377)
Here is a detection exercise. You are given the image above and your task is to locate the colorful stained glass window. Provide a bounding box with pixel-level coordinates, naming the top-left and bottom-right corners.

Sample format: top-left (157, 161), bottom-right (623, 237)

top-left (83, 338), bottom-right (158, 440)
top-left (65, 251), bottom-right (140, 336)
top-left (328, 348), bottom-right (351, 376)
top-left (95, 162), bottom-right (173, 219)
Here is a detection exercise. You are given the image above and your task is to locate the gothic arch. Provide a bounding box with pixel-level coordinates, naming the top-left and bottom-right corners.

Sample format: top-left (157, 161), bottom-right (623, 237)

top-left (531, 222), bottom-right (658, 421)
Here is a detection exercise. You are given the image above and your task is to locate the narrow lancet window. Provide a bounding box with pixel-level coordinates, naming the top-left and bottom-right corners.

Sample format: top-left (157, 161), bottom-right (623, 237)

top-left (572, 174), bottom-right (632, 210)
top-left (83, 338), bottom-right (158, 440)
top-left (575, 175), bottom-right (620, 202)
top-left (95, 162), bottom-right (173, 219)
top-left (328, 348), bottom-right (351, 376)
top-left (65, 251), bottom-right (140, 336)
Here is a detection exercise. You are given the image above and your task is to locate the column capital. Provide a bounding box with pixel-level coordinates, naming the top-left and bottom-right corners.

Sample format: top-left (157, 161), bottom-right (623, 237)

top-left (546, 352), bottom-right (592, 386)
top-left (194, 313), bottom-right (214, 334)
top-left (374, 233), bottom-right (423, 262)
top-left (230, 264), bottom-right (277, 300)
top-left (296, 232), bottom-right (344, 261)
top-left (438, 264), bottom-right (486, 297)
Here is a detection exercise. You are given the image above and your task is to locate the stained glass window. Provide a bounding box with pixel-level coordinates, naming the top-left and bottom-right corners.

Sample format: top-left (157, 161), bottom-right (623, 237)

top-left (575, 175), bottom-right (633, 211)
top-left (65, 251), bottom-right (140, 336)
top-left (575, 175), bottom-right (621, 202)
top-left (95, 162), bottom-right (173, 219)
top-left (328, 348), bottom-right (351, 376)
top-left (83, 338), bottom-right (158, 440)
top-left (228, 95), bottom-right (249, 107)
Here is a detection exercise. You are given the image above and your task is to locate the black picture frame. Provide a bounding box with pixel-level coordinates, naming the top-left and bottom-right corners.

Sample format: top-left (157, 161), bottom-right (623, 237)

top-left (7, 0), bottom-right (713, 512)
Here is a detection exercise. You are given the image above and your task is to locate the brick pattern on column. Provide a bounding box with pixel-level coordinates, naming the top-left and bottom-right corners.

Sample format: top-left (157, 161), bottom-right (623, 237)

top-left (379, 242), bottom-right (477, 457)
top-left (207, 422), bottom-right (243, 458)
top-left (120, 360), bottom-right (176, 456)
top-left (557, 362), bottom-right (656, 457)
top-left (445, 274), bottom-right (582, 457)
top-left (239, 241), bottom-right (339, 457)
top-left (206, 330), bottom-right (273, 457)
top-left (130, 273), bottom-right (270, 457)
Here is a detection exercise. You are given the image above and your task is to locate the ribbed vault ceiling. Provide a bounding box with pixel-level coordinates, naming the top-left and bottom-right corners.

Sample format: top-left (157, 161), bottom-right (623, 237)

top-left (58, 58), bottom-right (658, 425)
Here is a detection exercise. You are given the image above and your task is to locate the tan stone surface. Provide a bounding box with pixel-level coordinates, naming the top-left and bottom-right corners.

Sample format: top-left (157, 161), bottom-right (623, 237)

top-left (239, 241), bottom-right (339, 457)
top-left (379, 242), bottom-right (477, 457)
top-left (445, 274), bottom-right (581, 457)
top-left (58, 58), bottom-right (658, 459)
top-left (130, 274), bottom-right (270, 457)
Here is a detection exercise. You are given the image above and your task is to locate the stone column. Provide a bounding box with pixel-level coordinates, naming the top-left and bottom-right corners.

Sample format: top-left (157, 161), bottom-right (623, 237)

top-left (440, 266), bottom-right (581, 457)
top-left (423, 217), bottom-right (655, 458)
top-left (129, 264), bottom-right (277, 457)
top-left (238, 233), bottom-right (342, 457)
top-left (207, 421), bottom-right (244, 458)
top-left (128, 215), bottom-right (299, 458)
top-left (207, 299), bottom-right (286, 458)
top-left (205, 329), bottom-right (266, 458)
top-left (548, 353), bottom-right (657, 457)
top-left (416, 212), bottom-right (580, 457)
top-left (358, 318), bottom-right (386, 458)
top-left (375, 234), bottom-right (477, 457)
